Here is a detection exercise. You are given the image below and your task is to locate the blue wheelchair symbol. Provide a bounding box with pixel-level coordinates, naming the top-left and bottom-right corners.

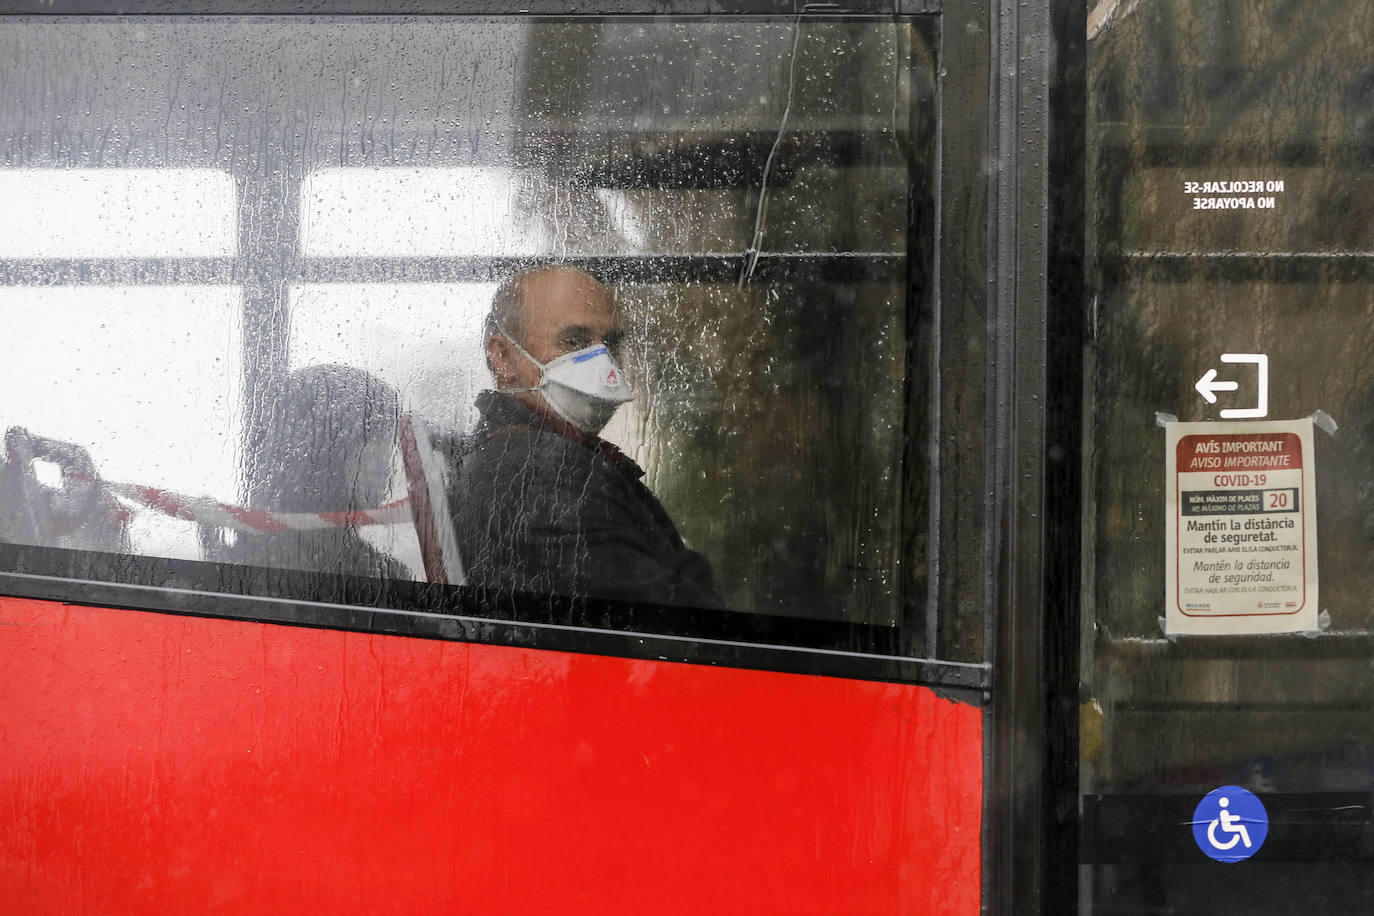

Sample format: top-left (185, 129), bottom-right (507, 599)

top-left (1192, 785), bottom-right (1268, 862)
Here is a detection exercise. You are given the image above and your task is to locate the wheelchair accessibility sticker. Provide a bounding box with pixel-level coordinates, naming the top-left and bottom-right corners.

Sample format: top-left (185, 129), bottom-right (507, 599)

top-left (1192, 786), bottom-right (1268, 862)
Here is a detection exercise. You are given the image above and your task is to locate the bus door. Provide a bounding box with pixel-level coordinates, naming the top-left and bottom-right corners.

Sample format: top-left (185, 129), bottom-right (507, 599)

top-left (1080, 0), bottom-right (1374, 910)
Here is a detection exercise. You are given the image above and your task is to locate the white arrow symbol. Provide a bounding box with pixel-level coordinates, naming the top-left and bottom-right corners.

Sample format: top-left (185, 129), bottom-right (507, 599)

top-left (1194, 354), bottom-right (1269, 418)
top-left (1195, 368), bottom-right (1238, 404)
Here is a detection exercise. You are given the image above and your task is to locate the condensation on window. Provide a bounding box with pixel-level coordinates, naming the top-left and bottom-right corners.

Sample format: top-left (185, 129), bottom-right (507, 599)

top-left (0, 169), bottom-right (237, 258)
top-left (0, 17), bottom-right (929, 628)
top-left (0, 285), bottom-right (243, 560)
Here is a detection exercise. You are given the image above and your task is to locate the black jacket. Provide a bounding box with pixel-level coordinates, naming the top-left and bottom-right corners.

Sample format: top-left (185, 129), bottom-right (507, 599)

top-left (445, 391), bottom-right (721, 608)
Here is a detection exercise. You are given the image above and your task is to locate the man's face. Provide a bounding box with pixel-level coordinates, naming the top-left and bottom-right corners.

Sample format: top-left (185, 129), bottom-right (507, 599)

top-left (488, 268), bottom-right (623, 392)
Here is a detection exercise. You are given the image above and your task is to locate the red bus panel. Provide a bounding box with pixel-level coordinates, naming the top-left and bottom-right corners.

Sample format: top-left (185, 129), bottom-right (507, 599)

top-left (0, 596), bottom-right (981, 914)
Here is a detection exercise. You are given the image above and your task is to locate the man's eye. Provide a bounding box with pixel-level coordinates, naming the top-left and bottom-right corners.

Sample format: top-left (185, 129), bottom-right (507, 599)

top-left (562, 334), bottom-right (591, 351)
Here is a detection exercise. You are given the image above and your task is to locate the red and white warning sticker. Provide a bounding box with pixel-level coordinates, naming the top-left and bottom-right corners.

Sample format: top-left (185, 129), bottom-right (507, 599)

top-left (1165, 418), bottom-right (1318, 635)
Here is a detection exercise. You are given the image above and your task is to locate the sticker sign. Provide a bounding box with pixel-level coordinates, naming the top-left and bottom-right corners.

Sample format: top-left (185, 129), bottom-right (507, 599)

top-left (1183, 178), bottom-right (1286, 212)
top-left (1192, 786), bottom-right (1269, 863)
top-left (1165, 418), bottom-right (1318, 635)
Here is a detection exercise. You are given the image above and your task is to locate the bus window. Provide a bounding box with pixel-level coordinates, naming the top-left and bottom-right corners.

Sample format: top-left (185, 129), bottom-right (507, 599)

top-left (0, 16), bottom-right (954, 662)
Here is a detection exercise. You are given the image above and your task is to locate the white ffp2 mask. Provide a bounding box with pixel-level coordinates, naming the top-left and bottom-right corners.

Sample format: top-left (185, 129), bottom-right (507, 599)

top-left (499, 334), bottom-right (634, 434)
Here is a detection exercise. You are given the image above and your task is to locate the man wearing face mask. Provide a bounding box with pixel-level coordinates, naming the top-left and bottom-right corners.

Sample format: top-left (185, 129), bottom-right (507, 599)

top-left (445, 265), bottom-right (722, 609)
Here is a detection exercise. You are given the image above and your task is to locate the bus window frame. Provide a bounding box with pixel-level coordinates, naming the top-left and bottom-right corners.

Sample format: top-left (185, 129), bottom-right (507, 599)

top-left (0, 1), bottom-right (1001, 700)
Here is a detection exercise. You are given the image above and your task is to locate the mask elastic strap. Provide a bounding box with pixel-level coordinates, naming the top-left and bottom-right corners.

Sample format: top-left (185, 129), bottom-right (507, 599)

top-left (492, 323), bottom-right (544, 394)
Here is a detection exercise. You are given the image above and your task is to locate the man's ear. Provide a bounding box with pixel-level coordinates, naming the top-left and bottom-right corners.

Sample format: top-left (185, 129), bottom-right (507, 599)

top-left (486, 334), bottom-right (515, 386)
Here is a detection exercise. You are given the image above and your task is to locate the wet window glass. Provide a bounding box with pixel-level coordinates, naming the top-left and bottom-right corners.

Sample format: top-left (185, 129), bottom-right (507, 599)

top-left (0, 18), bottom-right (936, 644)
top-left (1084, 0), bottom-right (1374, 908)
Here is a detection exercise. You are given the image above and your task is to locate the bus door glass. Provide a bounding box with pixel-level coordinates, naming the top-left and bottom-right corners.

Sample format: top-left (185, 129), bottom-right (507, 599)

top-left (1083, 0), bottom-right (1374, 909)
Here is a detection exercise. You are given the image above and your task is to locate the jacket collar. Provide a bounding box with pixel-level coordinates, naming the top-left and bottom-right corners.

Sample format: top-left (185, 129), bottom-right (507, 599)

top-left (475, 390), bottom-right (643, 478)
